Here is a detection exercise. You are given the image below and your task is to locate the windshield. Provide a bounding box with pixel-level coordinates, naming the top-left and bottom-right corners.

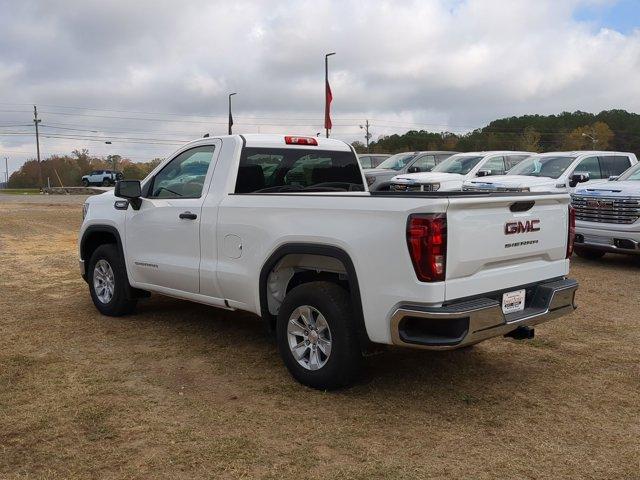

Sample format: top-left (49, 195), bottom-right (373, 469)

top-left (377, 153), bottom-right (418, 171)
top-left (507, 155), bottom-right (576, 179)
top-left (432, 155), bottom-right (483, 175)
top-left (619, 163), bottom-right (640, 181)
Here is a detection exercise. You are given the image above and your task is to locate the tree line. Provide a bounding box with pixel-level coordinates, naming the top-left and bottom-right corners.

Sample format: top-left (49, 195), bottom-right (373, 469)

top-left (352, 109), bottom-right (640, 156)
top-left (8, 149), bottom-right (162, 188)
top-left (8, 109), bottom-right (640, 187)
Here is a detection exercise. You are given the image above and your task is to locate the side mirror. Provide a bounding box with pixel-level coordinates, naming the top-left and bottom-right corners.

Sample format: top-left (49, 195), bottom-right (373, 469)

top-left (476, 169), bottom-right (492, 177)
top-left (407, 166), bottom-right (420, 173)
top-left (608, 175), bottom-right (619, 181)
top-left (114, 180), bottom-right (142, 210)
top-left (569, 171), bottom-right (590, 188)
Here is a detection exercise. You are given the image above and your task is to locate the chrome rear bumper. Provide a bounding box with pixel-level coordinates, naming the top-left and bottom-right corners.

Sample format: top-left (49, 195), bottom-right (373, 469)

top-left (390, 278), bottom-right (578, 350)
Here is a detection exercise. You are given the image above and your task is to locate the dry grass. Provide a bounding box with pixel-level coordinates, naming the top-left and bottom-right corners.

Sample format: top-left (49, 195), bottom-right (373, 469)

top-left (1, 199), bottom-right (639, 479)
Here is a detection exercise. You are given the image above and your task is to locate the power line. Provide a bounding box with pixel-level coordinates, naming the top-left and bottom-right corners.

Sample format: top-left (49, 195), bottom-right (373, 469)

top-left (40, 122), bottom-right (208, 137)
top-left (0, 103), bottom-right (484, 130)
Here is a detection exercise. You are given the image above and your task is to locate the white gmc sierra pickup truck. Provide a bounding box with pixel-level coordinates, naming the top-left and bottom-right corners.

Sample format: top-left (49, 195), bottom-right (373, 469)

top-left (79, 134), bottom-right (578, 389)
top-left (572, 162), bottom-right (640, 258)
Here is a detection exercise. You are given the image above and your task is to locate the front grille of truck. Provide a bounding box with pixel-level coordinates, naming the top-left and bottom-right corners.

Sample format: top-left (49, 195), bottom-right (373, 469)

top-left (463, 185), bottom-right (525, 192)
top-left (571, 194), bottom-right (640, 225)
top-left (391, 183), bottom-right (437, 192)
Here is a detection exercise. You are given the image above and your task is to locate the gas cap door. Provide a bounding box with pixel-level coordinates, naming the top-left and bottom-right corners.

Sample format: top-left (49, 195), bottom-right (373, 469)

top-left (222, 234), bottom-right (243, 259)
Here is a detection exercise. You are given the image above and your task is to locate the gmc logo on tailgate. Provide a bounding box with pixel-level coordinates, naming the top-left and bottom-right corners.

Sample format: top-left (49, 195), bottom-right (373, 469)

top-left (505, 219), bottom-right (540, 235)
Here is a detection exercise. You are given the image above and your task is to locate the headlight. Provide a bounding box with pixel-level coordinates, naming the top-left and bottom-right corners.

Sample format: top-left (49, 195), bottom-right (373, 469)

top-left (366, 176), bottom-right (376, 186)
top-left (82, 202), bottom-right (89, 220)
top-left (519, 187), bottom-right (530, 192)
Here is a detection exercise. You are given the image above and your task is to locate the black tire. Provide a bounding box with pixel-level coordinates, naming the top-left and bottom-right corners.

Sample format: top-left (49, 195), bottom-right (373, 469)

top-left (102, 179), bottom-right (111, 187)
top-left (88, 244), bottom-right (137, 316)
top-left (276, 281), bottom-right (362, 390)
top-left (81, 179), bottom-right (89, 187)
top-left (574, 246), bottom-right (606, 260)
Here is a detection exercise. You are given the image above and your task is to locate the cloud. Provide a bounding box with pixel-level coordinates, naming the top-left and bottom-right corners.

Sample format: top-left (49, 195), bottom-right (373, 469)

top-left (1, 0), bottom-right (639, 171)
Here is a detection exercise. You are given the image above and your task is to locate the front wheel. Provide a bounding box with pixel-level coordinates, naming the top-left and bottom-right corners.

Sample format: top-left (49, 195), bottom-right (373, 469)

top-left (277, 281), bottom-right (362, 390)
top-left (81, 179), bottom-right (89, 187)
top-left (88, 244), bottom-right (137, 316)
top-left (574, 246), bottom-right (606, 260)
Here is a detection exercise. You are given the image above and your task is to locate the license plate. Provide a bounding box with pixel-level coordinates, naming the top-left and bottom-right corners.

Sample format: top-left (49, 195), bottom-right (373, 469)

top-left (502, 289), bottom-right (526, 314)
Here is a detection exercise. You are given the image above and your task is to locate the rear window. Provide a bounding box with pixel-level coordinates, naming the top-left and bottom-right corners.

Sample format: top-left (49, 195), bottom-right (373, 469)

top-left (600, 156), bottom-right (632, 178)
top-left (235, 148), bottom-right (364, 193)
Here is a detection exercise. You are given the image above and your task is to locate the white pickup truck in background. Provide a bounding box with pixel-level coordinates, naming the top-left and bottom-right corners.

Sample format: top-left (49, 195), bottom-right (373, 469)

top-left (79, 134), bottom-right (578, 389)
top-left (390, 151), bottom-right (533, 192)
top-left (464, 151), bottom-right (637, 193)
top-left (572, 162), bottom-right (640, 258)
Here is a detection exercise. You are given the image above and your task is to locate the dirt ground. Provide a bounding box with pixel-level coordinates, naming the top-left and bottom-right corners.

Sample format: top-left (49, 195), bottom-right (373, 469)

top-left (1, 197), bottom-right (639, 479)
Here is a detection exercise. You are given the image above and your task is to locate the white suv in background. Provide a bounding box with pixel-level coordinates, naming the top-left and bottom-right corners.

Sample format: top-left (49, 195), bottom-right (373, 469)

top-left (464, 151), bottom-right (637, 193)
top-left (572, 162), bottom-right (640, 258)
top-left (390, 151), bottom-right (532, 192)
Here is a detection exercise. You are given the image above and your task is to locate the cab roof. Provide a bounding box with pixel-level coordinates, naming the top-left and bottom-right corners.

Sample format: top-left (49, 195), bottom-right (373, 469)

top-left (241, 134), bottom-right (352, 151)
top-left (535, 150), bottom-right (634, 156)
top-left (180, 134), bottom-right (353, 152)
top-left (450, 150), bottom-right (534, 156)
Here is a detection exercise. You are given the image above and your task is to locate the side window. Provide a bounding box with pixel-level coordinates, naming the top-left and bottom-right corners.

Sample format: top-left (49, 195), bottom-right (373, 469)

top-left (412, 155), bottom-right (435, 172)
top-left (505, 155), bottom-right (529, 170)
top-left (600, 156), bottom-right (632, 178)
top-left (148, 146), bottom-right (215, 199)
top-left (575, 156), bottom-right (602, 180)
top-left (483, 156), bottom-right (506, 176)
top-left (359, 156), bottom-right (372, 169)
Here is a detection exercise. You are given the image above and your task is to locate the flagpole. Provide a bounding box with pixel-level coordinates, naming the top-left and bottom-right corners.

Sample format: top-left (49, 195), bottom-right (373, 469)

top-left (325, 52), bottom-right (335, 138)
top-left (228, 92), bottom-right (237, 135)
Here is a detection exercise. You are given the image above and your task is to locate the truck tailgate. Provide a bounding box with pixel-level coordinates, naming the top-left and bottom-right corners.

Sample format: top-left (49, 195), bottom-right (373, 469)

top-left (445, 194), bottom-right (570, 301)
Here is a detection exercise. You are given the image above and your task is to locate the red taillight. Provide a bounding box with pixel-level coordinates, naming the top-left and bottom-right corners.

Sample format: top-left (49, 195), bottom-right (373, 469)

top-left (284, 136), bottom-right (318, 146)
top-left (407, 214), bottom-right (447, 282)
top-left (567, 204), bottom-right (576, 258)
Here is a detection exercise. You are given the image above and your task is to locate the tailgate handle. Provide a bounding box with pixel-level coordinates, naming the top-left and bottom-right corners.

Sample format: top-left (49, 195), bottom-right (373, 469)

top-left (510, 201), bottom-right (535, 212)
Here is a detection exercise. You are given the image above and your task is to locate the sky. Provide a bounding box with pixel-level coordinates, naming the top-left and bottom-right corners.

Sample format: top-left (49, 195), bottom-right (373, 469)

top-left (1, 0), bottom-right (639, 175)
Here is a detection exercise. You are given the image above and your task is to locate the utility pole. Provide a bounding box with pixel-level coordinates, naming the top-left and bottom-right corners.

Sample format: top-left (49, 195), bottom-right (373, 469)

top-left (360, 120), bottom-right (372, 152)
top-left (4, 157), bottom-right (8, 187)
top-left (33, 105), bottom-right (43, 187)
top-left (582, 133), bottom-right (597, 149)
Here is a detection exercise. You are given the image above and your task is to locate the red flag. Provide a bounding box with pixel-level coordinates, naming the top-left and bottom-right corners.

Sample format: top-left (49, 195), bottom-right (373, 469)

top-left (324, 79), bottom-right (333, 130)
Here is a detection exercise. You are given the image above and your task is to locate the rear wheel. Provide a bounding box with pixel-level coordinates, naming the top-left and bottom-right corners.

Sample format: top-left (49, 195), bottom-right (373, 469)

top-left (88, 244), bottom-right (137, 316)
top-left (276, 281), bottom-right (362, 390)
top-left (574, 246), bottom-right (606, 260)
top-left (102, 179), bottom-right (111, 187)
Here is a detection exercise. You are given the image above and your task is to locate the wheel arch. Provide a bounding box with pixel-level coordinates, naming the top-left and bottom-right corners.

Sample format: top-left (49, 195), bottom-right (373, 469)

top-left (80, 225), bottom-right (125, 279)
top-left (259, 243), bottom-right (370, 346)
